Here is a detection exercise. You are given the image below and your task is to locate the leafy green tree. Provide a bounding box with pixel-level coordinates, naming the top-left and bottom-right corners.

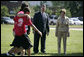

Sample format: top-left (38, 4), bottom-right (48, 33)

top-left (13, 6), bottom-right (21, 14)
top-left (51, 1), bottom-right (83, 17)
top-left (46, 8), bottom-right (52, 16)
top-left (1, 5), bottom-right (9, 17)
top-left (33, 5), bottom-right (40, 12)
top-left (29, 6), bottom-right (35, 17)
top-left (63, 1), bottom-right (83, 17)
top-left (40, 1), bottom-right (47, 6)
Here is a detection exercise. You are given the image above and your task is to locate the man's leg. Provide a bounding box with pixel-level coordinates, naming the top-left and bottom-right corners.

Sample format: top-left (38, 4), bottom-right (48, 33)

top-left (11, 47), bottom-right (24, 55)
top-left (27, 49), bottom-right (30, 56)
top-left (8, 47), bottom-right (15, 54)
top-left (6, 47), bottom-right (18, 56)
top-left (33, 32), bottom-right (40, 53)
top-left (21, 49), bottom-right (25, 56)
top-left (1, 47), bottom-right (15, 56)
top-left (41, 31), bottom-right (46, 53)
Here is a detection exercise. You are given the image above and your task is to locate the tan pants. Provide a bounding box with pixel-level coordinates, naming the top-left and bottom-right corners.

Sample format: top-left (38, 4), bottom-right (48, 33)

top-left (57, 31), bottom-right (67, 54)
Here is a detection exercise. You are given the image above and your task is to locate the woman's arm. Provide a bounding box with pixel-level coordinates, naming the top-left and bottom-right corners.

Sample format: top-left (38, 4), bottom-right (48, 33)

top-left (67, 18), bottom-right (70, 37)
top-left (55, 19), bottom-right (59, 37)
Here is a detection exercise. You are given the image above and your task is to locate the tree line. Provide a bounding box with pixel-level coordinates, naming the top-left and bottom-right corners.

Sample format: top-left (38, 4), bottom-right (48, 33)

top-left (1, 1), bottom-right (83, 17)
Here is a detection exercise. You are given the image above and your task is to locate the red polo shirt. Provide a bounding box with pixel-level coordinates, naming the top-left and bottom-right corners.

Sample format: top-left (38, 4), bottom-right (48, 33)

top-left (13, 11), bottom-right (32, 36)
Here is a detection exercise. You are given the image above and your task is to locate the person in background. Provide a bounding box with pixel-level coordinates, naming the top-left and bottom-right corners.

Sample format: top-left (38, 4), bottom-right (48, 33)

top-left (55, 8), bottom-right (70, 55)
top-left (33, 4), bottom-right (50, 53)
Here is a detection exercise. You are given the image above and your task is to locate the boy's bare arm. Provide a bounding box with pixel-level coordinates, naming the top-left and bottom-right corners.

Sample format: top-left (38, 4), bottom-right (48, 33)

top-left (19, 14), bottom-right (42, 37)
top-left (17, 14), bottom-right (28, 17)
top-left (30, 24), bottom-right (42, 37)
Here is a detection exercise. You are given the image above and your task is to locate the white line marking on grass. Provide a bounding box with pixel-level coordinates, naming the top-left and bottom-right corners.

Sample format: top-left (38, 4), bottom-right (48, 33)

top-left (50, 28), bottom-right (83, 31)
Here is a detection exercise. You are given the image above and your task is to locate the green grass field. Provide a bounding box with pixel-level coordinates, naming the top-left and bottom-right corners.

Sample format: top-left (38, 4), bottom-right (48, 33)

top-left (1, 24), bottom-right (83, 56)
top-left (50, 25), bottom-right (83, 28)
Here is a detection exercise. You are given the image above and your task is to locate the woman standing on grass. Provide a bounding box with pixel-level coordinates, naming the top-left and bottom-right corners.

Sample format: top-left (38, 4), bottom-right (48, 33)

top-left (55, 8), bottom-right (70, 55)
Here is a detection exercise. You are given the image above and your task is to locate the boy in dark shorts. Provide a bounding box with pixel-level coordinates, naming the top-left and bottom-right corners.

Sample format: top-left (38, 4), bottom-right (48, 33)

top-left (12, 3), bottom-right (31, 56)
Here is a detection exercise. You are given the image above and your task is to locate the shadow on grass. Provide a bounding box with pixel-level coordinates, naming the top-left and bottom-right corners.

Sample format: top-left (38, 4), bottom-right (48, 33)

top-left (1, 53), bottom-right (83, 56)
top-left (31, 52), bottom-right (83, 56)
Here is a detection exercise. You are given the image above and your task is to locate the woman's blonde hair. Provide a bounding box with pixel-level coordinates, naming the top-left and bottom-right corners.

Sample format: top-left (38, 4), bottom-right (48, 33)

top-left (60, 9), bottom-right (66, 14)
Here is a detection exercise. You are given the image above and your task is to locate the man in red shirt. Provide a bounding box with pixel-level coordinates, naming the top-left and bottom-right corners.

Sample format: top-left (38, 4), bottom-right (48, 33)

top-left (4, 7), bottom-right (42, 56)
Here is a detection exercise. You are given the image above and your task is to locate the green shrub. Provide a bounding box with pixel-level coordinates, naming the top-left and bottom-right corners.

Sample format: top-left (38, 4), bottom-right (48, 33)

top-left (1, 5), bottom-right (9, 17)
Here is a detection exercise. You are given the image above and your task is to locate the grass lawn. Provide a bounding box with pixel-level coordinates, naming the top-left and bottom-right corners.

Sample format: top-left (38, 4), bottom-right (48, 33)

top-left (1, 24), bottom-right (83, 56)
top-left (50, 25), bottom-right (83, 28)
